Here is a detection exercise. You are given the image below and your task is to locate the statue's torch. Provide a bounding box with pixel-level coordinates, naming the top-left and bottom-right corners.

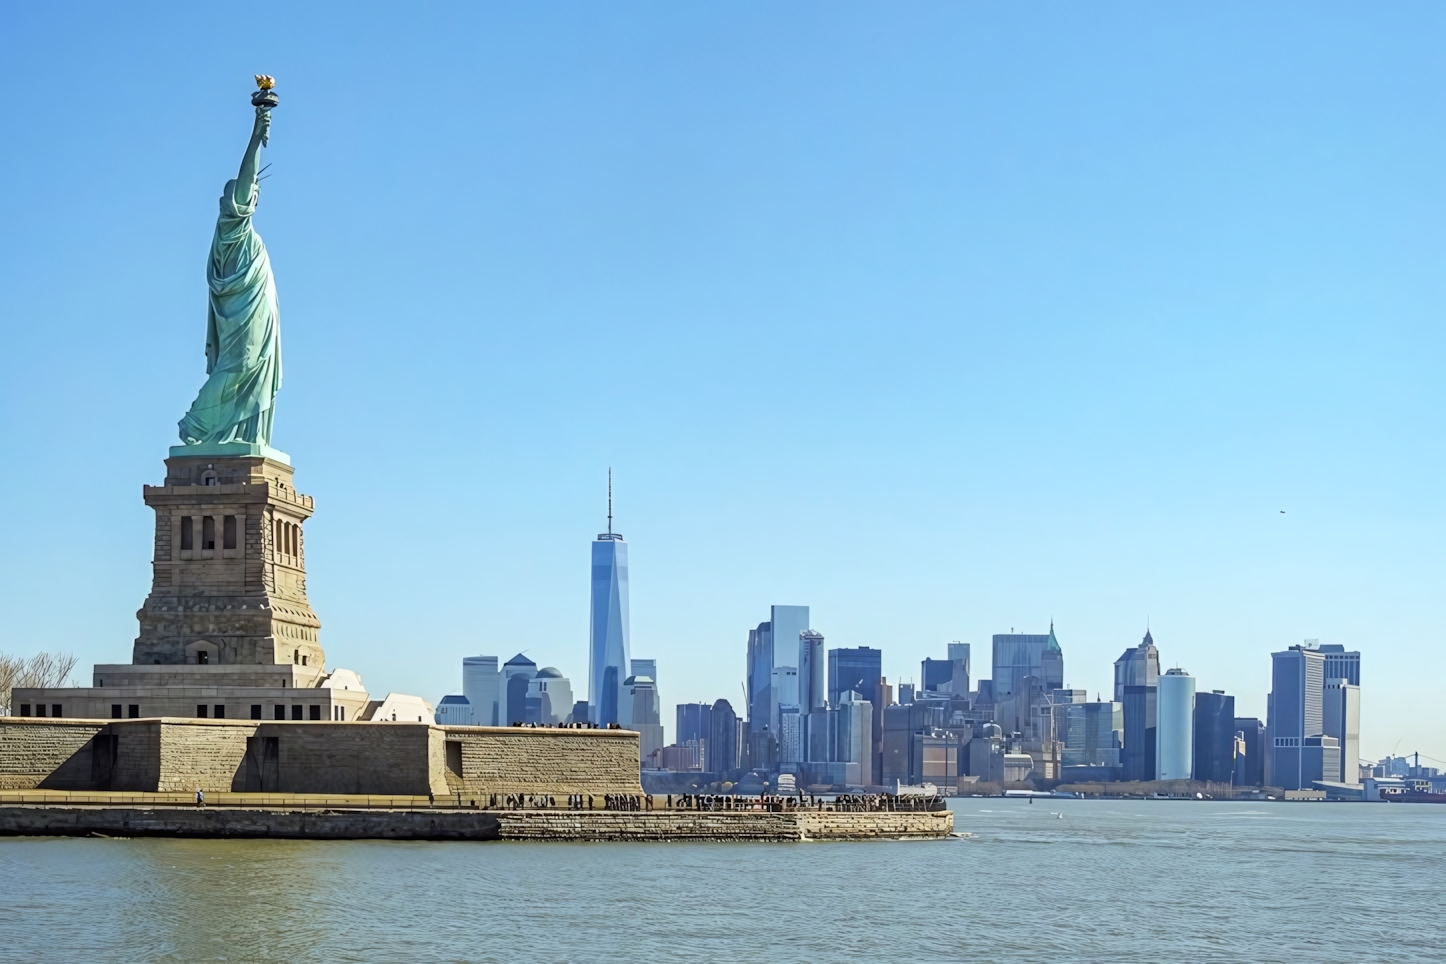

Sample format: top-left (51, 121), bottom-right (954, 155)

top-left (251, 75), bottom-right (277, 146)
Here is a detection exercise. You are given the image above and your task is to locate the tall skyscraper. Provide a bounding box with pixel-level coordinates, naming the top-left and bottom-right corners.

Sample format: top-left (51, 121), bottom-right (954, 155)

top-left (744, 605), bottom-right (810, 760)
top-left (677, 702), bottom-right (712, 747)
top-left (746, 620), bottom-right (772, 742)
top-left (832, 691), bottom-right (875, 786)
top-left (1156, 668), bottom-right (1195, 781)
top-left (778, 704), bottom-right (803, 764)
top-left (828, 647), bottom-right (882, 707)
top-left (771, 665), bottom-right (799, 735)
top-left (462, 655), bottom-right (500, 727)
top-left (588, 474), bottom-right (630, 725)
top-left (1323, 679), bottom-right (1360, 786)
top-left (1234, 717), bottom-right (1266, 786)
top-left (1316, 643), bottom-right (1360, 686)
top-left (625, 674), bottom-right (664, 767)
top-left (1268, 645), bottom-right (1343, 790)
top-left (990, 624), bottom-right (1064, 699)
top-left (1192, 690), bottom-right (1237, 783)
top-left (922, 643), bottom-right (970, 697)
top-left (828, 646), bottom-right (883, 784)
top-left (708, 698), bottom-right (739, 773)
top-left (798, 630), bottom-right (826, 715)
top-left (1116, 630), bottom-right (1160, 782)
top-left (770, 606), bottom-right (809, 740)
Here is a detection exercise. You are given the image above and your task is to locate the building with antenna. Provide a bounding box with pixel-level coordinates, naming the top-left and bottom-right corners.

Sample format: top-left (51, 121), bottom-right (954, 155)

top-left (1115, 630), bottom-right (1160, 782)
top-left (588, 471), bottom-right (631, 725)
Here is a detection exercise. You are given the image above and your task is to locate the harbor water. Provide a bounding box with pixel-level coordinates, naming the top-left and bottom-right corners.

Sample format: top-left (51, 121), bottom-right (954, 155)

top-left (0, 798), bottom-right (1440, 962)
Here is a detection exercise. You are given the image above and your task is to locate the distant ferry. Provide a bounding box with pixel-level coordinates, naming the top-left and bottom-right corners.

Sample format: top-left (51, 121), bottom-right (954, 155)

top-left (1386, 790), bottom-right (1446, 804)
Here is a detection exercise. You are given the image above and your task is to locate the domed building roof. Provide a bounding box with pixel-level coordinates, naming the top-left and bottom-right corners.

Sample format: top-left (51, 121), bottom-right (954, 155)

top-left (536, 667), bottom-right (563, 679)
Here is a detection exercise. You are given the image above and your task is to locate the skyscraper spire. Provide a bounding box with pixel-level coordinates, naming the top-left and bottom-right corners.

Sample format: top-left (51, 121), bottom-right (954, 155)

top-left (607, 468), bottom-right (613, 536)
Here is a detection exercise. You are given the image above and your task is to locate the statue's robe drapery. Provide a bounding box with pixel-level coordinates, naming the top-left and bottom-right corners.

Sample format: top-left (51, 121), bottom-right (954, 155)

top-left (178, 180), bottom-right (282, 445)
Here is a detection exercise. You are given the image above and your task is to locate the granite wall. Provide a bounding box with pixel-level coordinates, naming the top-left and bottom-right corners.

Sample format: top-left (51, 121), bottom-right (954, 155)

top-left (0, 719), bottom-right (641, 797)
top-left (441, 726), bottom-right (642, 797)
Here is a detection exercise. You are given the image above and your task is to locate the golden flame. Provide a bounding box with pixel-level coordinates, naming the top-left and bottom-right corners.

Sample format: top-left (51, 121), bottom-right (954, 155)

top-left (255, 75), bottom-right (276, 90)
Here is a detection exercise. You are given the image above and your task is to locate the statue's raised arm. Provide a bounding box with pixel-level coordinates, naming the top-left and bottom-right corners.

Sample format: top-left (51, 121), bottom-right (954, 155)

top-left (176, 80), bottom-right (284, 456)
top-left (234, 108), bottom-right (271, 208)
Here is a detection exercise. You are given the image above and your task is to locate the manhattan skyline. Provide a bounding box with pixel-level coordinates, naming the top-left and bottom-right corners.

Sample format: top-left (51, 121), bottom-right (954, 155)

top-left (1, 5), bottom-right (1442, 764)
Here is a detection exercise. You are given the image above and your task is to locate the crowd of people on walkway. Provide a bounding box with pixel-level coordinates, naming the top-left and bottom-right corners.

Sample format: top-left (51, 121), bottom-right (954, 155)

top-left (507, 721), bottom-right (625, 729)
top-left (465, 791), bottom-right (943, 812)
top-left (831, 793), bottom-right (945, 812)
top-left (664, 792), bottom-right (944, 813)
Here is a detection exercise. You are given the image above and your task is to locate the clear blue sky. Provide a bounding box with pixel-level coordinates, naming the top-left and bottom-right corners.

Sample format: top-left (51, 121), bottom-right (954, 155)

top-left (3, 4), bottom-right (1442, 763)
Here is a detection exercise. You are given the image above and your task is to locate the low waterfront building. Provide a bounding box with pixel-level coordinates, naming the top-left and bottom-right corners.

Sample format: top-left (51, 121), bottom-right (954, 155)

top-left (1003, 752), bottom-right (1034, 783)
top-left (435, 694), bottom-right (472, 726)
top-left (367, 693), bottom-right (435, 724)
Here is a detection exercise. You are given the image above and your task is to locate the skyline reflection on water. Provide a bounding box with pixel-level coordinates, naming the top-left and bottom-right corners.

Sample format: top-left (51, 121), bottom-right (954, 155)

top-left (0, 799), bottom-right (1441, 962)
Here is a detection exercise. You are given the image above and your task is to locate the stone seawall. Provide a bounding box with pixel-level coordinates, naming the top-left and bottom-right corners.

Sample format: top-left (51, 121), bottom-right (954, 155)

top-left (0, 806), bottom-right (502, 840)
top-left (0, 806), bottom-right (952, 842)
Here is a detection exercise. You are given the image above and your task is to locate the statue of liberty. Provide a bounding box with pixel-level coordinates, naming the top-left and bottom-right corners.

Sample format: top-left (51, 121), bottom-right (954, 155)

top-left (177, 79), bottom-right (283, 454)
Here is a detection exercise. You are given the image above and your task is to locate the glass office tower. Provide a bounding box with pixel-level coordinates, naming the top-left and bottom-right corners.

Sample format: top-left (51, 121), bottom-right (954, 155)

top-left (588, 523), bottom-right (630, 726)
top-left (771, 605), bottom-right (810, 736)
top-left (1116, 630), bottom-right (1161, 782)
top-left (1192, 690), bottom-right (1237, 783)
top-left (990, 624), bottom-right (1064, 699)
top-left (828, 646), bottom-right (882, 707)
top-left (1156, 668), bottom-right (1196, 781)
top-left (1268, 645), bottom-right (1326, 790)
top-left (462, 655), bottom-right (500, 727)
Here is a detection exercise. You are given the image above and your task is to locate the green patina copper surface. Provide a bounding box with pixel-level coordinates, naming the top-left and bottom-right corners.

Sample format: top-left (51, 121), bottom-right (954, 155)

top-left (176, 104), bottom-right (285, 458)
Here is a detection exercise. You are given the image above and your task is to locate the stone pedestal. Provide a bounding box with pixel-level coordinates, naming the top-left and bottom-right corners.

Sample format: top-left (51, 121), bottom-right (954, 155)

top-left (133, 453), bottom-right (323, 668)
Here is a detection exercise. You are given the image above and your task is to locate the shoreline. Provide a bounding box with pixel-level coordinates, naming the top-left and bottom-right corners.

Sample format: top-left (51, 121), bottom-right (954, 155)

top-left (0, 803), bottom-right (953, 842)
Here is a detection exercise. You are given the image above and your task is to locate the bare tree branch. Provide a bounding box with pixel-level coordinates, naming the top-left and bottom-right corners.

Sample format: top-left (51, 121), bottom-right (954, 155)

top-left (0, 651), bottom-right (80, 714)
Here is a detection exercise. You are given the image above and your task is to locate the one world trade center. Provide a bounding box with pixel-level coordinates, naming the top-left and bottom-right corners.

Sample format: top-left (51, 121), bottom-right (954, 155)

top-left (588, 473), bottom-right (630, 725)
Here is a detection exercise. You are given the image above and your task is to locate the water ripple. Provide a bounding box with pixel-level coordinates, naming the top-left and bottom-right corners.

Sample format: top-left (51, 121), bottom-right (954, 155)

top-left (0, 800), bottom-right (1441, 962)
